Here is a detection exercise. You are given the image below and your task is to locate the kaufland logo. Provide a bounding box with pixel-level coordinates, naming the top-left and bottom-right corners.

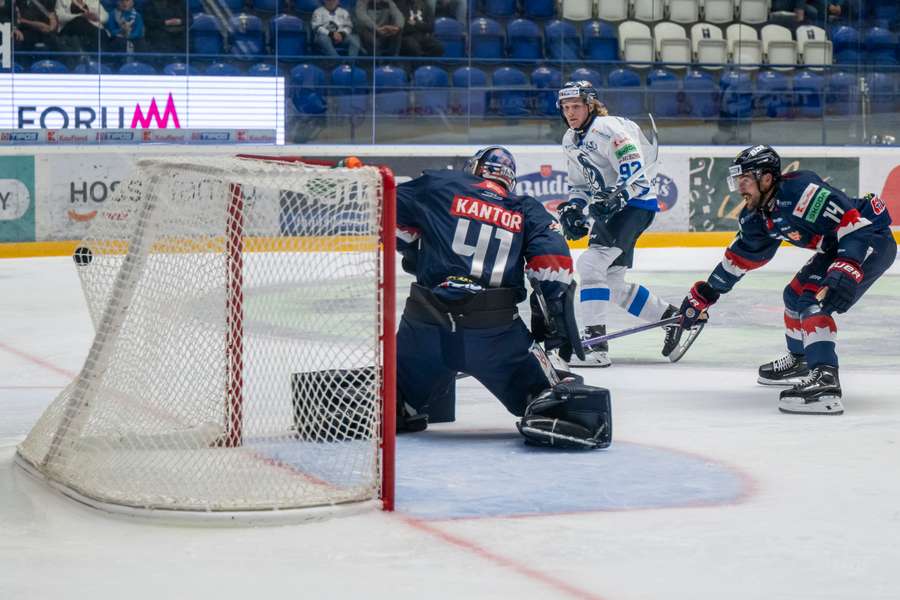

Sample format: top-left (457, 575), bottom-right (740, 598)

top-left (17, 93), bottom-right (181, 129)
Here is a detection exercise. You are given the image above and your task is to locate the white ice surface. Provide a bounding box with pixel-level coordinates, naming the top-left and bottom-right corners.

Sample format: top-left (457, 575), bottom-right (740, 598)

top-left (2, 247), bottom-right (899, 600)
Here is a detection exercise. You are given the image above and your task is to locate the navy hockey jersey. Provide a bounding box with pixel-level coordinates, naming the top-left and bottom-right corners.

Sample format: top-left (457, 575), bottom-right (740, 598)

top-left (708, 170), bottom-right (893, 294)
top-left (396, 169), bottom-right (574, 302)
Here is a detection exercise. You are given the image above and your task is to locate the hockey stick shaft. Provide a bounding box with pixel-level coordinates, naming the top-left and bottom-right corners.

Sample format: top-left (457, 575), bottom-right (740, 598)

top-left (581, 315), bottom-right (680, 347)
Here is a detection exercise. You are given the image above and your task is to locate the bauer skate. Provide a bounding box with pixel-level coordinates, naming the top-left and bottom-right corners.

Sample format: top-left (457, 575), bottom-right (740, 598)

top-left (778, 365), bottom-right (844, 415)
top-left (758, 352), bottom-right (810, 386)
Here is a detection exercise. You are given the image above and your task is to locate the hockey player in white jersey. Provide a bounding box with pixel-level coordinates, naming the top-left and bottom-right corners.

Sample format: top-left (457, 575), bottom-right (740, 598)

top-left (555, 81), bottom-right (677, 367)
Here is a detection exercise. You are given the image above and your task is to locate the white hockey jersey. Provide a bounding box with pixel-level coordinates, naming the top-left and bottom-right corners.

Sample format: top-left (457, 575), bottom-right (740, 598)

top-left (563, 115), bottom-right (659, 212)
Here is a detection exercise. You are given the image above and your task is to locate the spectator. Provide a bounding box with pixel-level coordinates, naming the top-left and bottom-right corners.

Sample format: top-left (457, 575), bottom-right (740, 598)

top-left (14, 0), bottom-right (60, 52)
top-left (104, 0), bottom-right (147, 54)
top-left (396, 0), bottom-right (442, 57)
top-left (143, 0), bottom-right (187, 54)
top-left (355, 0), bottom-right (403, 56)
top-left (55, 0), bottom-right (108, 54)
top-left (311, 0), bottom-right (360, 57)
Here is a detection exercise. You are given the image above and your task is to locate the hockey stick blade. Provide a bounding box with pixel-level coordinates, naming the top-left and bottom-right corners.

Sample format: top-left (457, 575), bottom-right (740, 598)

top-left (581, 316), bottom-right (680, 348)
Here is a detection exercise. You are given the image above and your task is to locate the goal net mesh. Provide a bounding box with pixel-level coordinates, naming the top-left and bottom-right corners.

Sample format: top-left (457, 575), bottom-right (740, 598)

top-left (17, 156), bottom-right (389, 515)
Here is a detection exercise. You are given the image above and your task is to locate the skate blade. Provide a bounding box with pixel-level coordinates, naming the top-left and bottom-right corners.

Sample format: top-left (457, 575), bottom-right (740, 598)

top-left (667, 321), bottom-right (705, 363)
top-left (568, 360), bottom-right (612, 369)
top-left (778, 395), bottom-right (844, 415)
top-left (757, 375), bottom-right (809, 387)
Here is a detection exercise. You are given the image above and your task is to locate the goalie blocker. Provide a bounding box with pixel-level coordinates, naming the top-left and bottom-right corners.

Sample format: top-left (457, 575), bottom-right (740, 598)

top-left (294, 369), bottom-right (611, 450)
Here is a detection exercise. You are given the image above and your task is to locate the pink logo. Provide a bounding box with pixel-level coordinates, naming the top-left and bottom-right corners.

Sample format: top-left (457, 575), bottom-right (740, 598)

top-left (131, 93), bottom-right (181, 129)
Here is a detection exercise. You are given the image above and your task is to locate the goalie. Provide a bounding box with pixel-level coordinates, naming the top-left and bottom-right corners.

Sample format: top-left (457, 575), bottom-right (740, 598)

top-left (394, 146), bottom-right (612, 449)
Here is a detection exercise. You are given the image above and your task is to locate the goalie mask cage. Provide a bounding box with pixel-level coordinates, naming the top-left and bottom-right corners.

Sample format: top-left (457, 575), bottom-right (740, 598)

top-left (15, 155), bottom-right (396, 523)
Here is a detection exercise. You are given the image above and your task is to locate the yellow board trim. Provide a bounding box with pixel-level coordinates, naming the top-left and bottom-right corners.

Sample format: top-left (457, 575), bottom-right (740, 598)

top-left (3, 231), bottom-right (899, 259)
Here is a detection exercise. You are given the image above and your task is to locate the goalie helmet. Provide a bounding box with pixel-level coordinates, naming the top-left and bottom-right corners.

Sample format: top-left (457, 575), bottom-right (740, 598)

top-left (464, 146), bottom-right (517, 192)
top-left (727, 145), bottom-right (782, 192)
top-left (556, 80), bottom-right (608, 128)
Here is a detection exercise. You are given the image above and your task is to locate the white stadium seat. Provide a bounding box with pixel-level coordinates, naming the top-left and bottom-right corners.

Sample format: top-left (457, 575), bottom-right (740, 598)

top-left (597, 0), bottom-right (630, 21)
top-left (619, 20), bottom-right (655, 67)
top-left (691, 21), bottom-right (728, 68)
top-left (761, 23), bottom-right (797, 70)
top-left (655, 21), bottom-right (692, 69)
top-left (727, 22), bottom-right (763, 69)
top-left (703, 0), bottom-right (735, 23)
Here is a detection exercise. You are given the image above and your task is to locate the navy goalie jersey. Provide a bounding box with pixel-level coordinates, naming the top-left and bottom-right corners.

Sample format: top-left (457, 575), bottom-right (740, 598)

top-left (396, 169), bottom-right (574, 302)
top-left (709, 170), bottom-right (893, 293)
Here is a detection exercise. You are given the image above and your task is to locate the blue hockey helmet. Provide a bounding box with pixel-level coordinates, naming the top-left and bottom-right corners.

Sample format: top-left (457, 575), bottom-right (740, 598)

top-left (727, 145), bottom-right (782, 192)
top-left (556, 80), bottom-right (608, 127)
top-left (464, 146), bottom-right (517, 192)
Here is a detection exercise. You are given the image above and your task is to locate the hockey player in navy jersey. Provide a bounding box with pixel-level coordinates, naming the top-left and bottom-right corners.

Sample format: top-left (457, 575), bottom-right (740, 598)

top-left (395, 146), bottom-right (612, 449)
top-left (554, 81), bottom-right (677, 368)
top-left (671, 145), bottom-right (896, 415)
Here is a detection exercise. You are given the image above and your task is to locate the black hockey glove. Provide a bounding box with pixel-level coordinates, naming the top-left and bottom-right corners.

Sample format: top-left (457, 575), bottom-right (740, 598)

top-left (678, 281), bottom-right (720, 329)
top-left (820, 259), bottom-right (863, 313)
top-left (530, 281), bottom-right (585, 362)
top-left (588, 186), bottom-right (629, 222)
top-left (399, 247), bottom-right (418, 275)
top-left (556, 201), bottom-right (589, 241)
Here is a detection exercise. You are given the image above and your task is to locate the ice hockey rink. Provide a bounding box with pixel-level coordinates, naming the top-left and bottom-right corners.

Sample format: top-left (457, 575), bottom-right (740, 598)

top-left (2, 246), bottom-right (899, 600)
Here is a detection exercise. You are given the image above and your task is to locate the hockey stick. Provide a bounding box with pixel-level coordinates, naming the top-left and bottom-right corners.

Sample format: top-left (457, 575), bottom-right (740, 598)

top-left (581, 316), bottom-right (680, 347)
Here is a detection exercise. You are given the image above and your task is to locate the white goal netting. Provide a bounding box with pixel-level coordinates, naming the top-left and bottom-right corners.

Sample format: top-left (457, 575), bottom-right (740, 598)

top-left (16, 155), bottom-right (394, 519)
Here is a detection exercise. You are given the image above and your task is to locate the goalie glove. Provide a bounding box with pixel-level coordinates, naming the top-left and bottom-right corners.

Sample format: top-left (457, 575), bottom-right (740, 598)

top-left (820, 259), bottom-right (863, 314)
top-left (588, 186), bottom-right (629, 222)
top-left (678, 281), bottom-right (720, 329)
top-left (556, 201), bottom-right (589, 241)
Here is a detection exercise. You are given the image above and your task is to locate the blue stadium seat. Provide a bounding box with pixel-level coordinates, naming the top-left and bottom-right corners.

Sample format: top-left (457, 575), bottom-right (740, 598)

top-left (191, 14), bottom-right (225, 56)
top-left (248, 62), bottom-right (277, 76)
top-left (470, 18), bottom-right (505, 59)
top-left (523, 0), bottom-right (555, 19)
top-left (582, 20), bottom-right (617, 61)
top-left (483, 0), bottom-right (517, 18)
top-left (866, 72), bottom-right (896, 113)
top-left (531, 66), bottom-right (562, 115)
top-left (435, 18), bottom-right (466, 58)
top-left (863, 27), bottom-right (898, 66)
top-left (163, 62), bottom-right (202, 76)
top-left (647, 68), bottom-right (680, 117)
top-left (607, 67), bottom-right (643, 117)
top-left (30, 59), bottom-right (68, 74)
top-left (544, 19), bottom-right (579, 60)
top-left (270, 14), bottom-right (307, 59)
top-left (719, 69), bottom-right (753, 120)
top-left (831, 26), bottom-right (861, 65)
top-left (825, 70), bottom-right (856, 116)
top-left (230, 14), bottom-right (265, 59)
top-left (290, 63), bottom-right (328, 115)
top-left (374, 65), bottom-right (409, 116)
top-left (492, 66), bottom-right (530, 116)
top-left (331, 64), bottom-right (368, 116)
top-left (188, 0), bottom-right (202, 12)
top-left (205, 62), bottom-right (242, 75)
top-left (414, 65), bottom-right (451, 115)
top-left (208, 0), bottom-right (246, 12)
top-left (568, 66), bottom-right (602, 87)
top-left (119, 61), bottom-right (157, 75)
top-left (871, 0), bottom-right (898, 22)
top-left (452, 66), bottom-right (488, 117)
top-left (755, 69), bottom-right (791, 118)
top-left (683, 69), bottom-right (718, 118)
top-left (792, 69), bottom-right (823, 118)
top-left (507, 18), bottom-right (542, 59)
top-left (74, 60), bottom-right (114, 74)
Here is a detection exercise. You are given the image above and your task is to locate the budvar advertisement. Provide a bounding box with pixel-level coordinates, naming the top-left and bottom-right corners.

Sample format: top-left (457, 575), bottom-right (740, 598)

top-left (0, 74), bottom-right (285, 143)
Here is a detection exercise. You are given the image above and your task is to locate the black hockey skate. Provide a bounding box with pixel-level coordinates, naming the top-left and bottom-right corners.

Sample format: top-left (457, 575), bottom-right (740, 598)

top-left (757, 352), bottom-right (809, 386)
top-left (778, 365), bottom-right (844, 415)
top-left (661, 305), bottom-right (706, 363)
top-left (570, 325), bottom-right (611, 368)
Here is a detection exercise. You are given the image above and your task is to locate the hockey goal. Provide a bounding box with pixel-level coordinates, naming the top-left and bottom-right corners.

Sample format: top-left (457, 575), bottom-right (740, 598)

top-left (16, 155), bottom-right (396, 523)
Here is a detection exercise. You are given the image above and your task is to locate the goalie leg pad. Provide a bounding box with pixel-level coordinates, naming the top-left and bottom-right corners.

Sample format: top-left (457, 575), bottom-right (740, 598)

top-left (292, 367), bottom-right (377, 441)
top-left (516, 381), bottom-right (612, 449)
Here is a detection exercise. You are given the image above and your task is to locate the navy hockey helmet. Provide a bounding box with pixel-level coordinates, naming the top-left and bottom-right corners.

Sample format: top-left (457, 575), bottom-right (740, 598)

top-left (556, 80), bottom-right (608, 127)
top-left (727, 145), bottom-right (782, 192)
top-left (464, 146), bottom-right (517, 192)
